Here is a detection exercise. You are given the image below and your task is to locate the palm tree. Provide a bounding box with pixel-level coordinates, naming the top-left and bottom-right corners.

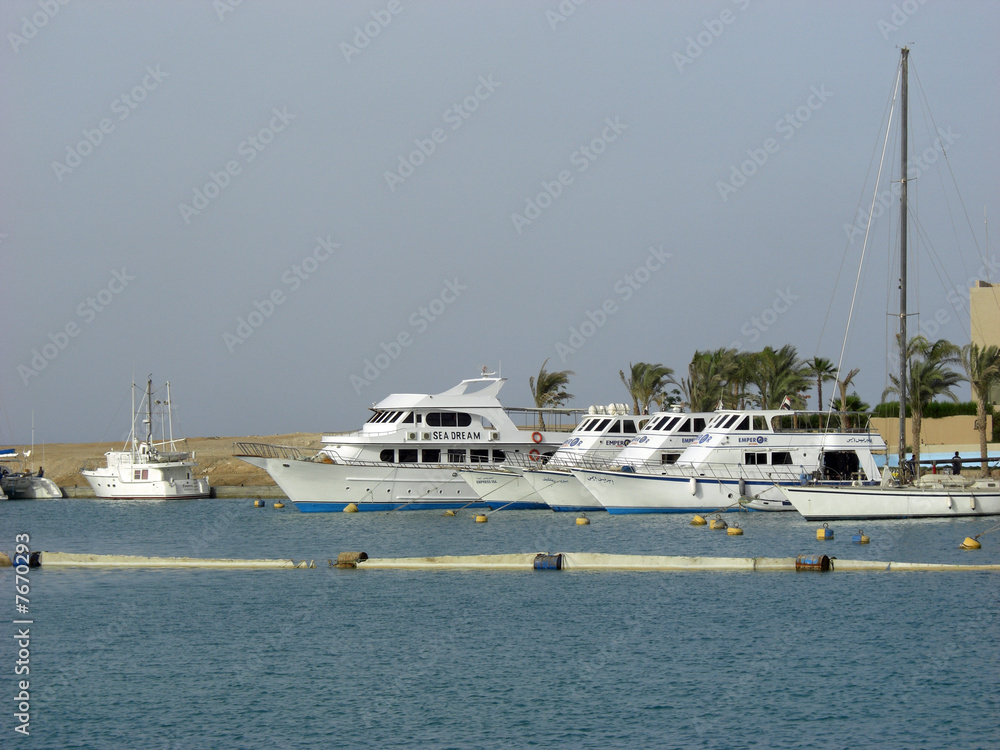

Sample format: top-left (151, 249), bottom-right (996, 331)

top-left (806, 357), bottom-right (838, 411)
top-left (749, 345), bottom-right (810, 409)
top-left (836, 367), bottom-right (861, 428)
top-left (620, 362), bottom-right (674, 415)
top-left (883, 336), bottom-right (962, 476)
top-left (529, 359), bottom-right (574, 430)
top-left (961, 343), bottom-right (1000, 475)
top-left (670, 348), bottom-right (737, 412)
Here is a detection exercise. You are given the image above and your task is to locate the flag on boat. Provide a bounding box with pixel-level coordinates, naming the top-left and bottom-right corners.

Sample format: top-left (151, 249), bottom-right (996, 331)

top-left (780, 396), bottom-right (792, 410)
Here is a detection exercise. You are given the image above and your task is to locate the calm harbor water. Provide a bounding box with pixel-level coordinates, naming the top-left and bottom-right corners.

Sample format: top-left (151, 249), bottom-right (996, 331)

top-left (2, 498), bottom-right (999, 749)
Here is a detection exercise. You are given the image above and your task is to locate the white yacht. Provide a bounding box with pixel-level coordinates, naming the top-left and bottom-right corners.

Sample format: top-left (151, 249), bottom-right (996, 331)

top-left (81, 377), bottom-right (210, 499)
top-left (234, 372), bottom-right (581, 511)
top-left (461, 404), bottom-right (648, 511)
top-left (0, 450), bottom-right (62, 499)
top-left (571, 408), bottom-right (886, 514)
top-left (521, 409), bottom-right (714, 512)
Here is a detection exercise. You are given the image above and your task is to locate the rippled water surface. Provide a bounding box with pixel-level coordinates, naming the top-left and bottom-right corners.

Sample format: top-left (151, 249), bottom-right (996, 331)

top-left (2, 499), bottom-right (999, 749)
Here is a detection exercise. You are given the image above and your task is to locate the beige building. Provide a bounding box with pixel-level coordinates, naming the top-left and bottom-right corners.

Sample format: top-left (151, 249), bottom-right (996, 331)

top-left (970, 280), bottom-right (1000, 401)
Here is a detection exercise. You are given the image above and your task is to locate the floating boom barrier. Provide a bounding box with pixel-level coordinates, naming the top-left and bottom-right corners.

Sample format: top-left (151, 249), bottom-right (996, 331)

top-left (0, 551), bottom-right (315, 569)
top-left (338, 551), bottom-right (1000, 573)
top-left (3, 551), bottom-right (998, 573)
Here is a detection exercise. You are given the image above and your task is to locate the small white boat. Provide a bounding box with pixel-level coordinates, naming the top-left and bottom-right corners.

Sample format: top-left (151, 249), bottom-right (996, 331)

top-left (81, 377), bottom-right (210, 500)
top-left (235, 371), bottom-right (581, 511)
top-left (571, 408), bottom-right (886, 514)
top-left (520, 409), bottom-right (714, 511)
top-left (1, 448), bottom-right (62, 499)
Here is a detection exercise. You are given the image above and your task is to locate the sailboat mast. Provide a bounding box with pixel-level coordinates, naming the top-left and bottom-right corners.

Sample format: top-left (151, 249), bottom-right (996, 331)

top-left (146, 375), bottom-right (153, 446)
top-left (898, 46), bottom-right (909, 476)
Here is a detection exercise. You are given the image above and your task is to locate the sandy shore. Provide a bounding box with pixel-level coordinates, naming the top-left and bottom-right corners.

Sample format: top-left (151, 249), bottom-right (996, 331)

top-left (6, 433), bottom-right (322, 489)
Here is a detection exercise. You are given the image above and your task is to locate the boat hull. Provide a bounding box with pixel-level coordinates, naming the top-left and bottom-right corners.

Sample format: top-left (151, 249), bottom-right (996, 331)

top-left (458, 467), bottom-right (547, 510)
top-left (241, 456), bottom-right (543, 511)
top-left (81, 469), bottom-right (210, 499)
top-left (571, 468), bottom-right (790, 514)
top-left (520, 469), bottom-right (604, 511)
top-left (783, 483), bottom-right (1000, 520)
top-left (1, 475), bottom-right (63, 499)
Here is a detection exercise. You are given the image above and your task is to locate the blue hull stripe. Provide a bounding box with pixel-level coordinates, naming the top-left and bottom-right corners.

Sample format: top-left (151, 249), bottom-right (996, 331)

top-left (293, 501), bottom-right (545, 512)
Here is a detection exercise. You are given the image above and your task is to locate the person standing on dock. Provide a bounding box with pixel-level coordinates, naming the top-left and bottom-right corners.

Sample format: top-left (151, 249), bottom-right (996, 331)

top-left (951, 452), bottom-right (962, 475)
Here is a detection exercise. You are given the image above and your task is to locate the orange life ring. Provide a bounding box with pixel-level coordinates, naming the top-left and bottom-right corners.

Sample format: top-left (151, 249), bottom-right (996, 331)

top-left (529, 448), bottom-right (540, 460)
top-left (531, 431), bottom-right (543, 444)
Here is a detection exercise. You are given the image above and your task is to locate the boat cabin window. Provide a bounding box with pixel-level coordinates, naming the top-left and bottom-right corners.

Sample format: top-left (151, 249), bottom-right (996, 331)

top-left (661, 452), bottom-right (680, 465)
top-left (721, 414), bottom-right (741, 429)
top-left (447, 449), bottom-right (466, 463)
top-left (734, 416), bottom-right (751, 431)
top-left (427, 412), bottom-right (473, 428)
top-left (597, 418), bottom-right (612, 431)
top-left (772, 451), bottom-right (792, 465)
top-left (492, 449), bottom-right (506, 462)
top-left (606, 421), bottom-right (621, 434)
top-left (707, 415), bottom-right (728, 429)
top-left (691, 417), bottom-right (707, 432)
top-left (662, 416), bottom-right (681, 432)
top-left (402, 412), bottom-right (414, 424)
top-left (678, 419), bottom-right (692, 432)
top-left (422, 449), bottom-right (441, 463)
top-left (379, 449), bottom-right (394, 462)
top-left (622, 420), bottom-right (638, 433)
top-left (745, 451), bottom-right (767, 465)
top-left (415, 414), bottom-right (422, 423)
top-left (133, 469), bottom-right (149, 480)
top-left (822, 451), bottom-right (860, 480)
top-left (752, 416), bottom-right (768, 431)
top-left (470, 449), bottom-right (490, 463)
top-left (398, 449), bottom-right (418, 463)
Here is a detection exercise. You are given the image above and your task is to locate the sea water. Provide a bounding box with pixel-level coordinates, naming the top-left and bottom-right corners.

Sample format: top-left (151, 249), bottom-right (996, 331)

top-left (1, 499), bottom-right (998, 749)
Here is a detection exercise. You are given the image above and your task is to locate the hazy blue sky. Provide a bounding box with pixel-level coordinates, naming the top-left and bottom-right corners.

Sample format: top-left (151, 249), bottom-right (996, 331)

top-left (3, 0), bottom-right (998, 445)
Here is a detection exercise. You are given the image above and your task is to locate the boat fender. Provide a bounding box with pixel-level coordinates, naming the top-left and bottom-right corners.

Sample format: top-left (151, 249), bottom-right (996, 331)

top-left (343, 503), bottom-right (359, 513)
top-left (689, 477), bottom-right (698, 496)
top-left (738, 478), bottom-right (746, 496)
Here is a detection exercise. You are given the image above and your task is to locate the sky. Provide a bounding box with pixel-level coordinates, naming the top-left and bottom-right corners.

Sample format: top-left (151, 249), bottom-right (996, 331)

top-left (2, 0), bottom-right (999, 445)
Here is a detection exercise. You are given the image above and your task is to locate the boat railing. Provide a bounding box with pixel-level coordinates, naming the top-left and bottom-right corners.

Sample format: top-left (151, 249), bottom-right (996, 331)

top-left (233, 442), bottom-right (308, 461)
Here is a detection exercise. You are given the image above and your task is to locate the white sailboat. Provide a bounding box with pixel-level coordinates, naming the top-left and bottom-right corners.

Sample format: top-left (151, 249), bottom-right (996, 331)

top-left (81, 376), bottom-right (210, 499)
top-left (783, 48), bottom-right (1000, 521)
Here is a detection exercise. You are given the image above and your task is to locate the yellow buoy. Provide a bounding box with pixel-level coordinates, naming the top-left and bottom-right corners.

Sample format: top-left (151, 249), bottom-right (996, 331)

top-left (852, 530), bottom-right (870, 544)
top-left (273, 502), bottom-right (285, 509)
top-left (709, 516), bottom-right (728, 530)
top-left (817, 523), bottom-right (834, 540)
top-left (727, 524), bottom-right (743, 536)
top-left (343, 503), bottom-right (359, 513)
top-left (475, 514), bottom-right (488, 523)
top-left (443, 510), bottom-right (456, 517)
top-left (576, 515), bottom-right (590, 525)
top-left (690, 515), bottom-right (707, 526)
top-left (253, 500), bottom-right (265, 508)
top-left (960, 537), bottom-right (982, 550)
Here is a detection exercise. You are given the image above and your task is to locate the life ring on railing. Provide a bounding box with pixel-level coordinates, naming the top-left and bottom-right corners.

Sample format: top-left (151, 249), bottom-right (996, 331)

top-left (531, 432), bottom-right (543, 444)
top-left (529, 449), bottom-right (541, 461)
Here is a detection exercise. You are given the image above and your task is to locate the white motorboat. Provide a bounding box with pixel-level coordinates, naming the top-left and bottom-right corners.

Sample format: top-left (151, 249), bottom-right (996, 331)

top-left (234, 371), bottom-right (581, 511)
top-left (520, 409), bottom-right (714, 511)
top-left (461, 404), bottom-right (650, 511)
top-left (571, 408), bottom-right (886, 513)
top-left (0, 450), bottom-right (62, 499)
top-left (783, 48), bottom-right (1000, 521)
top-left (81, 377), bottom-right (210, 499)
